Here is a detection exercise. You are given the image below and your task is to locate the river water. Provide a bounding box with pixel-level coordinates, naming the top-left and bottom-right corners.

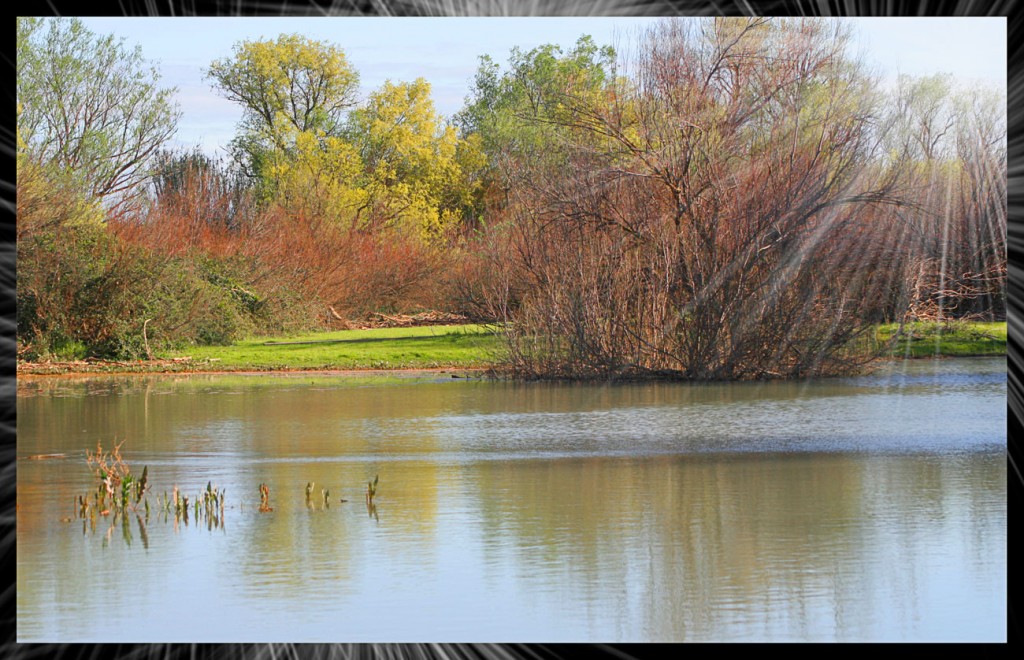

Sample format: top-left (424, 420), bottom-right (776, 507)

top-left (16, 358), bottom-right (1006, 642)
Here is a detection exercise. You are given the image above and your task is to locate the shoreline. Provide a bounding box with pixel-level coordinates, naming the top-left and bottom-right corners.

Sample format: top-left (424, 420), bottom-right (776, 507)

top-left (17, 321), bottom-right (1004, 379)
top-left (15, 353), bottom-right (1005, 380)
top-left (15, 363), bottom-right (493, 379)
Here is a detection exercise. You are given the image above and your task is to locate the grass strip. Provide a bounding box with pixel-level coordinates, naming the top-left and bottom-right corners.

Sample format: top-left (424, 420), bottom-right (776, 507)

top-left (875, 321), bottom-right (1006, 358)
top-left (160, 324), bottom-right (504, 371)
top-left (18, 321), bottom-right (1005, 376)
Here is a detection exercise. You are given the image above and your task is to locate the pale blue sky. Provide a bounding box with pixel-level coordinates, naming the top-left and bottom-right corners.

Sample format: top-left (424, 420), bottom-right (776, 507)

top-left (72, 16), bottom-right (1007, 157)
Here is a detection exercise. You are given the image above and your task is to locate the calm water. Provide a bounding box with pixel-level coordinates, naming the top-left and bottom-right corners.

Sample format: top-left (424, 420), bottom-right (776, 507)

top-left (17, 358), bottom-right (1006, 642)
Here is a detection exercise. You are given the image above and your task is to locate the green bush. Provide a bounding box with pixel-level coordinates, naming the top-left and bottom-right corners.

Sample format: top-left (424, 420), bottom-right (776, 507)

top-left (18, 161), bottom-right (329, 361)
top-left (18, 218), bottom-right (258, 359)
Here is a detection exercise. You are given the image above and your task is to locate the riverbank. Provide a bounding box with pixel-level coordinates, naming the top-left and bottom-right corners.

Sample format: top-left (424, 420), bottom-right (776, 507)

top-left (16, 321), bottom-right (1005, 377)
top-left (17, 324), bottom-right (502, 376)
top-left (875, 321), bottom-right (1006, 358)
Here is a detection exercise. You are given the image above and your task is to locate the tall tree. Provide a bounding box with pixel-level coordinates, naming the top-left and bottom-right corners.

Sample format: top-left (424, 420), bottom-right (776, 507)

top-left (206, 34), bottom-right (360, 180)
top-left (886, 78), bottom-right (1008, 321)
top-left (17, 17), bottom-right (181, 209)
top-left (455, 36), bottom-right (616, 207)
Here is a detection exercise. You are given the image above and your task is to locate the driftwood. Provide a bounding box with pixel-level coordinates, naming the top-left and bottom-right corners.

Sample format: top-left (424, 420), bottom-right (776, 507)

top-left (325, 308), bottom-right (471, 329)
top-left (364, 310), bottom-right (470, 328)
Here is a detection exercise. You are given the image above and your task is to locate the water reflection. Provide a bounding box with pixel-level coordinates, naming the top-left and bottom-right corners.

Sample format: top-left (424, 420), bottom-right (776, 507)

top-left (16, 359), bottom-right (1006, 642)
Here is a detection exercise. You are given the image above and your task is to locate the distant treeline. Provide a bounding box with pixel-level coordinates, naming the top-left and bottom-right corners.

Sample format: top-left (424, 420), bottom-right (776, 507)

top-left (16, 17), bottom-right (1005, 379)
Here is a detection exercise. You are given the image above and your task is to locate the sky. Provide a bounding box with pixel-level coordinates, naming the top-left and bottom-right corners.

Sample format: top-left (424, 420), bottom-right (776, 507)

top-left (72, 16), bottom-right (1008, 157)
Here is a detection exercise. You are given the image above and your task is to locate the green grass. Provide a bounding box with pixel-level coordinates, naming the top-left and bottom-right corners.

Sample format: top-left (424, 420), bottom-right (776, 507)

top-left (160, 324), bottom-right (505, 371)
top-left (875, 321), bottom-right (1006, 358)
top-left (174, 320), bottom-right (1006, 370)
top-left (20, 320), bottom-right (1005, 376)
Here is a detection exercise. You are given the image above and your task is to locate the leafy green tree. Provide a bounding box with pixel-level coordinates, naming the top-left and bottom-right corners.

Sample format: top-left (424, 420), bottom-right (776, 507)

top-left (207, 34), bottom-right (360, 181)
top-left (17, 17), bottom-right (181, 209)
top-left (457, 36), bottom-right (614, 139)
top-left (454, 36), bottom-right (616, 205)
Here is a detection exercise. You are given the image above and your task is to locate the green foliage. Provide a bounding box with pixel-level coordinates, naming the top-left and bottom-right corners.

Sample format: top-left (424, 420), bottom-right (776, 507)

top-left (457, 36), bottom-right (615, 139)
top-left (18, 134), bottom-right (336, 359)
top-left (17, 17), bottom-right (181, 206)
top-left (17, 175), bottom-right (124, 359)
top-left (16, 163), bottom-right (284, 359)
top-left (207, 33), bottom-right (360, 181)
top-left (49, 338), bottom-right (89, 361)
top-left (454, 35), bottom-right (616, 198)
top-left (147, 263), bottom-right (252, 348)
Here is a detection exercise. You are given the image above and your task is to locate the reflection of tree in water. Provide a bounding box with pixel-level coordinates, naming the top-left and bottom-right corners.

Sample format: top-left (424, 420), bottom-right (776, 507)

top-left (468, 453), bottom-right (1005, 640)
top-left (17, 372), bottom-right (1006, 639)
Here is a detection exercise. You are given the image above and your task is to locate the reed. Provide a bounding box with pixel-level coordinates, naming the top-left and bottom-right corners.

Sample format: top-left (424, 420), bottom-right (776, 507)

top-left (366, 474), bottom-right (379, 505)
top-left (258, 483), bottom-right (272, 512)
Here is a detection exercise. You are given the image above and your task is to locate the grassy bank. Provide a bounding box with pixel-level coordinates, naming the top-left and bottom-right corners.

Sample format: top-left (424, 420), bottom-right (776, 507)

top-left (17, 324), bottom-right (503, 376)
top-left (17, 321), bottom-right (1005, 376)
top-left (876, 321), bottom-right (1006, 358)
top-left (178, 324), bottom-right (503, 370)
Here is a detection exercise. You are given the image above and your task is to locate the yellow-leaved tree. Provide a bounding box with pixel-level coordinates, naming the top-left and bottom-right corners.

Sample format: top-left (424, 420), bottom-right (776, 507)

top-left (348, 78), bottom-right (481, 241)
top-left (207, 33), bottom-right (360, 190)
top-left (209, 36), bottom-right (484, 240)
top-left (266, 119), bottom-right (367, 225)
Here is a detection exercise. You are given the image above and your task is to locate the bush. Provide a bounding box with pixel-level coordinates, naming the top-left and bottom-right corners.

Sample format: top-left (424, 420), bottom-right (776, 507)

top-left (17, 168), bottom-right (267, 359)
top-left (438, 219), bottom-right (526, 322)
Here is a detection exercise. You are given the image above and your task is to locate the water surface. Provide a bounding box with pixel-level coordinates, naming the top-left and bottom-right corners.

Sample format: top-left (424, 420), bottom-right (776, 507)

top-left (17, 358), bottom-right (1006, 642)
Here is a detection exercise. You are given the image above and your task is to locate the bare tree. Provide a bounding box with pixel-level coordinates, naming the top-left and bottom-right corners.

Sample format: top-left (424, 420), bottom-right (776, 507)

top-left (880, 77), bottom-right (1006, 324)
top-left (497, 18), bottom-right (917, 379)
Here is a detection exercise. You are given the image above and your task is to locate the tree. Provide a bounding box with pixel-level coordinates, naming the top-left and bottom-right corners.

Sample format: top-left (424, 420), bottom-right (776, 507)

top-left (873, 76), bottom-right (1007, 323)
top-left (17, 17), bottom-right (181, 210)
top-left (494, 18), bottom-right (915, 379)
top-left (267, 127), bottom-right (367, 226)
top-left (348, 78), bottom-right (473, 240)
top-left (207, 34), bottom-right (360, 180)
top-left (455, 36), bottom-right (616, 207)
top-left (149, 149), bottom-right (260, 231)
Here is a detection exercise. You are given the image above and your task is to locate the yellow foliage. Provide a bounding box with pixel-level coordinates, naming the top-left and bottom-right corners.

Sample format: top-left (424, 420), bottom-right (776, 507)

top-left (268, 124), bottom-right (366, 224)
top-left (351, 78), bottom-right (478, 242)
top-left (18, 153), bottom-right (105, 236)
top-left (209, 33), bottom-right (358, 137)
